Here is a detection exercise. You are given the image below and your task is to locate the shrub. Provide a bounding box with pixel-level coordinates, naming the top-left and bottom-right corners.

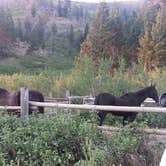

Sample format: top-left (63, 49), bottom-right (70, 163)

top-left (105, 122), bottom-right (144, 165)
top-left (0, 113), bottom-right (108, 165)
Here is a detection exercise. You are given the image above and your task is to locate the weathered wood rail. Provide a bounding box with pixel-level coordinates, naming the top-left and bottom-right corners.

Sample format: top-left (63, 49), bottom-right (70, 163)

top-left (29, 101), bottom-right (166, 113)
top-left (97, 126), bottom-right (166, 135)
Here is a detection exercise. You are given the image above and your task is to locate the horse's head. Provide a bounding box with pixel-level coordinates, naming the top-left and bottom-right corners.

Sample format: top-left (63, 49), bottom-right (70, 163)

top-left (148, 85), bottom-right (159, 103)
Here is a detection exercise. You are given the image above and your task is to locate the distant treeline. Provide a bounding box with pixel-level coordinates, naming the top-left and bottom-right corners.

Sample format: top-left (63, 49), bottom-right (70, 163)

top-left (80, 0), bottom-right (166, 70)
top-left (0, 0), bottom-right (165, 71)
top-left (0, 0), bottom-right (94, 57)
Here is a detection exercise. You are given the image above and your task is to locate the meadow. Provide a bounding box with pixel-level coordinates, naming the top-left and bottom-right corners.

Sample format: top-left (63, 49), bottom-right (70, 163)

top-left (0, 57), bottom-right (166, 165)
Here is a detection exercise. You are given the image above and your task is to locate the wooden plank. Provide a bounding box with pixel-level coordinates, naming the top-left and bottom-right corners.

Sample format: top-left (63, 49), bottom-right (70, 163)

top-left (0, 106), bottom-right (21, 110)
top-left (20, 87), bottom-right (29, 117)
top-left (97, 126), bottom-right (166, 135)
top-left (44, 97), bottom-right (156, 104)
top-left (29, 101), bottom-right (166, 113)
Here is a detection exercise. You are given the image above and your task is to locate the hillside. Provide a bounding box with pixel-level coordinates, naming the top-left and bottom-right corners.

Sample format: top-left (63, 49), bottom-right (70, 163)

top-left (0, 0), bottom-right (140, 74)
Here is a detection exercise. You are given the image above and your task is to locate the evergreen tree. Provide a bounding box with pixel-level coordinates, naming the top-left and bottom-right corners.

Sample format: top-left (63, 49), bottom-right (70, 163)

top-left (64, 0), bottom-right (71, 18)
top-left (51, 23), bottom-right (57, 36)
top-left (139, 0), bottom-right (163, 70)
top-left (121, 10), bottom-right (143, 63)
top-left (57, 0), bottom-right (63, 17)
top-left (0, 8), bottom-right (15, 56)
top-left (150, 3), bottom-right (166, 66)
top-left (68, 24), bottom-right (74, 54)
top-left (30, 16), bottom-right (45, 49)
top-left (16, 19), bottom-right (23, 41)
top-left (31, 4), bottom-right (37, 18)
top-left (82, 23), bottom-right (89, 42)
top-left (80, 2), bottom-right (126, 66)
top-left (5, 9), bottom-right (16, 41)
top-left (51, 23), bottom-right (57, 51)
top-left (24, 18), bottom-right (32, 42)
top-left (80, 2), bottom-right (111, 60)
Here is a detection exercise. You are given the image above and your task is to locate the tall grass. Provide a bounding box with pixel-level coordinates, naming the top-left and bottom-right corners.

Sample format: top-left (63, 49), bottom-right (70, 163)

top-left (0, 56), bottom-right (165, 97)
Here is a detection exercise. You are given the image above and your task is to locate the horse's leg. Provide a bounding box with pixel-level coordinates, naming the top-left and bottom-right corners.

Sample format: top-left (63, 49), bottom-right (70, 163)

top-left (129, 113), bottom-right (137, 123)
top-left (98, 111), bottom-right (107, 126)
top-left (38, 106), bottom-right (44, 114)
top-left (123, 116), bottom-right (128, 126)
top-left (29, 108), bottom-right (33, 115)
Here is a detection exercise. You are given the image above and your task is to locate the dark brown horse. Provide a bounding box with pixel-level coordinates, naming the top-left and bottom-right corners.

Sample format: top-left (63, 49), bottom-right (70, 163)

top-left (0, 88), bottom-right (44, 115)
top-left (94, 85), bottom-right (159, 126)
top-left (17, 89), bottom-right (44, 114)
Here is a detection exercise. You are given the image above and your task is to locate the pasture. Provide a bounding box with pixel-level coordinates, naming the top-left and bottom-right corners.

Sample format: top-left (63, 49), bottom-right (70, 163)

top-left (0, 59), bottom-right (166, 165)
top-left (0, 87), bottom-right (166, 165)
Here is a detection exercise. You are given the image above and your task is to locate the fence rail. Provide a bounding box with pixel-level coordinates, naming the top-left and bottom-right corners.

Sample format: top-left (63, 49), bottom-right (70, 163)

top-left (0, 106), bottom-right (21, 110)
top-left (0, 87), bottom-right (164, 116)
top-left (45, 97), bottom-right (156, 104)
top-left (29, 101), bottom-right (166, 113)
top-left (97, 126), bottom-right (166, 135)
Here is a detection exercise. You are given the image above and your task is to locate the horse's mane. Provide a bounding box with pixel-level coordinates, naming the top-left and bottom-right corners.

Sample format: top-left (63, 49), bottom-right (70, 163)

top-left (134, 86), bottom-right (154, 96)
top-left (120, 86), bottom-right (155, 99)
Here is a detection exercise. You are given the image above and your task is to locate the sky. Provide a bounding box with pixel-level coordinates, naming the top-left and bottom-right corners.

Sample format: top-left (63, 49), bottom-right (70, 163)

top-left (71, 0), bottom-right (138, 3)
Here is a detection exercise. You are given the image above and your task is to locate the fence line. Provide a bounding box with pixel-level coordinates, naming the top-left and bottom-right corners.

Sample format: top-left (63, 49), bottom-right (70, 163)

top-left (0, 87), bottom-right (162, 116)
top-left (45, 97), bottom-right (155, 105)
top-left (29, 101), bottom-right (166, 113)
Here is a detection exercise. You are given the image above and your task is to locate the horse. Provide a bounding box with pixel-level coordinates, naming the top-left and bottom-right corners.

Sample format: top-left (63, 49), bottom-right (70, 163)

top-left (159, 93), bottom-right (166, 107)
top-left (0, 88), bottom-right (20, 115)
top-left (94, 85), bottom-right (159, 126)
top-left (16, 89), bottom-right (44, 114)
top-left (0, 88), bottom-right (44, 115)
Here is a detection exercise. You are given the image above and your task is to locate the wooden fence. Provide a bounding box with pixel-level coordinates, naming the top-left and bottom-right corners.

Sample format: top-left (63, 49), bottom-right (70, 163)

top-left (0, 87), bottom-right (166, 117)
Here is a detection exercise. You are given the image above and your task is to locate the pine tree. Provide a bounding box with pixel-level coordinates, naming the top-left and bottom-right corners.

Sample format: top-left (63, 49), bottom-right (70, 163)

top-left (80, 2), bottom-right (111, 60)
top-left (16, 19), bottom-right (23, 41)
top-left (82, 23), bottom-right (89, 42)
top-left (51, 23), bottom-right (57, 36)
top-left (57, 0), bottom-right (62, 17)
top-left (150, 3), bottom-right (166, 66)
top-left (24, 18), bottom-right (32, 42)
top-left (68, 24), bottom-right (74, 55)
top-left (30, 16), bottom-right (45, 49)
top-left (51, 23), bottom-right (57, 51)
top-left (139, 0), bottom-right (164, 69)
top-left (64, 0), bottom-right (71, 18)
top-left (0, 8), bottom-right (15, 56)
top-left (31, 4), bottom-right (37, 18)
top-left (121, 10), bottom-right (143, 63)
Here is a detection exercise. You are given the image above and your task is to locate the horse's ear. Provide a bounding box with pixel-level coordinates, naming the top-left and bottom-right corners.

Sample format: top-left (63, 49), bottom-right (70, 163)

top-left (149, 79), bottom-right (155, 87)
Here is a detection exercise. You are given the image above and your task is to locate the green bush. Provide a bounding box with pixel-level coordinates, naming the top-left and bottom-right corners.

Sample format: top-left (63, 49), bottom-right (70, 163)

top-left (105, 122), bottom-right (144, 165)
top-left (0, 113), bottom-right (107, 165)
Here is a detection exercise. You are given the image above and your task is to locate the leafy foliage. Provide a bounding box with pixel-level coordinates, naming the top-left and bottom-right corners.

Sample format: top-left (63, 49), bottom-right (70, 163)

top-left (0, 113), bottom-right (106, 165)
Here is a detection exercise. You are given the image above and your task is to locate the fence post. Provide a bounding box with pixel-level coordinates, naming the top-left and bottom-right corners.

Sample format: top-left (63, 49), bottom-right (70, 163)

top-left (66, 90), bottom-right (71, 104)
top-left (20, 87), bottom-right (29, 117)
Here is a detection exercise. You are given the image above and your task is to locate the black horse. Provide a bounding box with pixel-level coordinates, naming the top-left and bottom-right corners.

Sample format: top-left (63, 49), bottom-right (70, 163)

top-left (159, 93), bottom-right (166, 107)
top-left (94, 85), bottom-right (159, 126)
top-left (0, 88), bottom-right (44, 115)
top-left (0, 88), bottom-right (19, 107)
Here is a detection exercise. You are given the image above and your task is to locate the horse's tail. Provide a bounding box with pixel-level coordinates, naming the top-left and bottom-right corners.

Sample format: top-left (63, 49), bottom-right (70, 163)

top-left (94, 94), bottom-right (99, 105)
top-left (38, 94), bottom-right (44, 114)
